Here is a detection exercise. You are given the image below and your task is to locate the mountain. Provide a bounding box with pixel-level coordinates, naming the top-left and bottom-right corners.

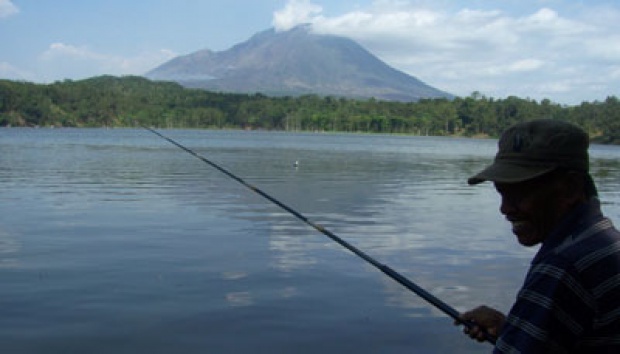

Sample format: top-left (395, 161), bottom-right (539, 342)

top-left (145, 25), bottom-right (452, 102)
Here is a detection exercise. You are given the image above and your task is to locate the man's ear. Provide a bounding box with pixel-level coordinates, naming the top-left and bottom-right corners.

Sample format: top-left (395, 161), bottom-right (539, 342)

top-left (560, 171), bottom-right (587, 204)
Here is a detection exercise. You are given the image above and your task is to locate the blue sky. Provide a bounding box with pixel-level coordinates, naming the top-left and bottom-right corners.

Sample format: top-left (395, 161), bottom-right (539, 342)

top-left (1, 0), bottom-right (619, 105)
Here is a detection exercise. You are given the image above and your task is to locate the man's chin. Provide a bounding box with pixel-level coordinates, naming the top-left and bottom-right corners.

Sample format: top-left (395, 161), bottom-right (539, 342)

top-left (512, 222), bottom-right (540, 247)
top-left (514, 229), bottom-right (542, 247)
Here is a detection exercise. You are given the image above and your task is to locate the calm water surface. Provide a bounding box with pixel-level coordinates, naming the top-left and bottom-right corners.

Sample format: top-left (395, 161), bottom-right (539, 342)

top-left (2, 128), bottom-right (620, 353)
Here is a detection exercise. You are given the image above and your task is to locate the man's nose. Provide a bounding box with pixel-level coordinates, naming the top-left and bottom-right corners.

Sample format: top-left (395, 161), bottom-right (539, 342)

top-left (499, 195), bottom-right (516, 215)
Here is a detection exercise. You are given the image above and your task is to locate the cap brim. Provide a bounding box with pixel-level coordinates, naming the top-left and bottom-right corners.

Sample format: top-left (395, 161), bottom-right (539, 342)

top-left (468, 161), bottom-right (556, 185)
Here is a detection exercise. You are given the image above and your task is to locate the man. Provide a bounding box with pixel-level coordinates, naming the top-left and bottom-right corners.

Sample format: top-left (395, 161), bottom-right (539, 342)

top-left (458, 119), bottom-right (620, 353)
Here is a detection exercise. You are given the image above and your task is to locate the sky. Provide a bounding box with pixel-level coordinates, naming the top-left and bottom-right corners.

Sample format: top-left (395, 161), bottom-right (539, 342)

top-left (1, 0), bottom-right (620, 105)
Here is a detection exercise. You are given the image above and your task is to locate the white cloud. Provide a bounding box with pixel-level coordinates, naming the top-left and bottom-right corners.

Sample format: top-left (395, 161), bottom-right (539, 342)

top-left (272, 0), bottom-right (620, 104)
top-left (38, 42), bottom-right (177, 81)
top-left (0, 61), bottom-right (33, 81)
top-left (583, 35), bottom-right (620, 62)
top-left (0, 0), bottom-right (18, 18)
top-left (41, 43), bottom-right (104, 62)
top-left (272, 0), bottom-right (323, 31)
top-left (508, 59), bottom-right (545, 72)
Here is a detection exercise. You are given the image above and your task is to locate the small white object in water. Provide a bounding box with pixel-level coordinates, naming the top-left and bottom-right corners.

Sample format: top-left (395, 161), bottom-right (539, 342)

top-left (294, 160), bottom-right (299, 167)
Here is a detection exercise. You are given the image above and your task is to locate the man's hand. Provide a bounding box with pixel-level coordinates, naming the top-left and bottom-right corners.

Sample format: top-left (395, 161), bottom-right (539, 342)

top-left (455, 305), bottom-right (505, 342)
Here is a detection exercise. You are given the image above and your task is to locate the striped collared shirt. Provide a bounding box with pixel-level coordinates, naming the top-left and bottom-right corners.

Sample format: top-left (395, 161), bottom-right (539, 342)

top-left (495, 199), bottom-right (620, 353)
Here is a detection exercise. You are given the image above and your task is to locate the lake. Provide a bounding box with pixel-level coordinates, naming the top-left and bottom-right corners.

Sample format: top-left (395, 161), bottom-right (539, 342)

top-left (2, 128), bottom-right (620, 353)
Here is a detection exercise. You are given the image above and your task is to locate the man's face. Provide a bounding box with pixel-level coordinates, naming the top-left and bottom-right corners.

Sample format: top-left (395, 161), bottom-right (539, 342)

top-left (494, 175), bottom-right (566, 247)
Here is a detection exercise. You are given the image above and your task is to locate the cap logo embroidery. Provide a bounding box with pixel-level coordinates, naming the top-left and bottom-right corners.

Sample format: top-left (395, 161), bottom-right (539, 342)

top-left (513, 134), bottom-right (523, 152)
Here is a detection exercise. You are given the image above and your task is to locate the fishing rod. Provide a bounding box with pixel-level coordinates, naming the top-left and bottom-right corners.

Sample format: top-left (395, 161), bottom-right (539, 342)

top-left (144, 126), bottom-right (496, 345)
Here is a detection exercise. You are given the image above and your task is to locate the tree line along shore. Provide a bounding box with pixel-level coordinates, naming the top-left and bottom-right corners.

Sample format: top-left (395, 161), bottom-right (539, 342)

top-left (2, 75), bottom-right (619, 144)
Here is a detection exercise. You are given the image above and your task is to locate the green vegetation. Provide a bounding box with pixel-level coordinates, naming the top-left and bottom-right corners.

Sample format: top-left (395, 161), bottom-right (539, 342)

top-left (2, 75), bottom-right (620, 143)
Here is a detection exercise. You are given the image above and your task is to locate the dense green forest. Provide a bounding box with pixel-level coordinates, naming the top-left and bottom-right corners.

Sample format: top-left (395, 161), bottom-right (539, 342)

top-left (2, 75), bottom-right (620, 142)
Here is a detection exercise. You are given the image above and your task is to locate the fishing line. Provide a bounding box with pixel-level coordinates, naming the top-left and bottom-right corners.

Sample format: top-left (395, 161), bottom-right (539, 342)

top-left (144, 126), bottom-right (496, 345)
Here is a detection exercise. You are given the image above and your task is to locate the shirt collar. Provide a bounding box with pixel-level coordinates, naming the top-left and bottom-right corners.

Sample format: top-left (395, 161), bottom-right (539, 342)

top-left (532, 198), bottom-right (603, 264)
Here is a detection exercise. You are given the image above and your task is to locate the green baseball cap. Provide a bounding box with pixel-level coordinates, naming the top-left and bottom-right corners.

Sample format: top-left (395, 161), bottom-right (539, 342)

top-left (468, 119), bottom-right (590, 185)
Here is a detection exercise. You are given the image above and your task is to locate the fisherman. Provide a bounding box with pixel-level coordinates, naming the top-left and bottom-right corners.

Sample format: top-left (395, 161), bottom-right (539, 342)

top-left (458, 119), bottom-right (620, 352)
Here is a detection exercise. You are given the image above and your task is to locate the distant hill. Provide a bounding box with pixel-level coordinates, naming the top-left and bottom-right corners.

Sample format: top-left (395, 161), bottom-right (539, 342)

top-left (145, 25), bottom-right (452, 102)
